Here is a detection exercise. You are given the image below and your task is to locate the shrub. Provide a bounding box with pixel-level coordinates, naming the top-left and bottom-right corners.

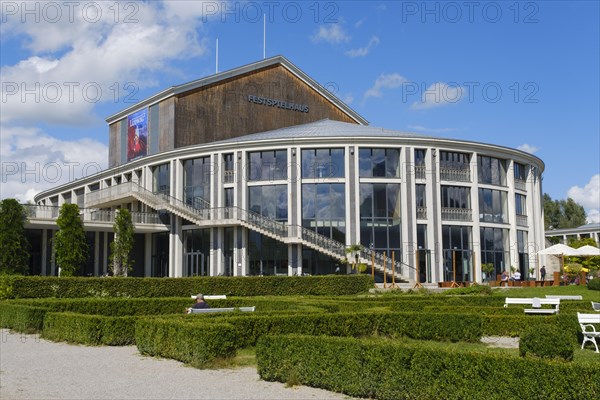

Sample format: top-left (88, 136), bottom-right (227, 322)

top-left (135, 318), bottom-right (237, 367)
top-left (442, 284), bottom-right (493, 296)
top-left (42, 312), bottom-right (137, 345)
top-left (0, 303), bottom-right (48, 332)
top-left (3, 275), bottom-right (373, 299)
top-left (588, 279), bottom-right (600, 291)
top-left (519, 324), bottom-right (576, 361)
top-left (257, 334), bottom-right (600, 400)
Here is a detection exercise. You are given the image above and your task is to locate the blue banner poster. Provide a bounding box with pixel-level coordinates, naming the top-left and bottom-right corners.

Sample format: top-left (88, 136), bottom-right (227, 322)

top-left (127, 109), bottom-right (148, 161)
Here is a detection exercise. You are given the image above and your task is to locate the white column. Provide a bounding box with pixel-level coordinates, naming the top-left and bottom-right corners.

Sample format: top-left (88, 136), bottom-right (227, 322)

top-left (169, 216), bottom-right (183, 277)
top-left (470, 151), bottom-right (482, 283)
top-left (102, 232), bottom-right (109, 275)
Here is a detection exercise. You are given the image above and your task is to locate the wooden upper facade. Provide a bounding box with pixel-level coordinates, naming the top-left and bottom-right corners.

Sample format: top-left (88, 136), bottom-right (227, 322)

top-left (108, 56), bottom-right (366, 168)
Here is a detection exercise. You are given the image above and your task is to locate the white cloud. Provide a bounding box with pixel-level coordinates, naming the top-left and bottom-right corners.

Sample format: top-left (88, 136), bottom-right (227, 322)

top-left (407, 125), bottom-right (457, 134)
top-left (410, 82), bottom-right (464, 110)
top-left (363, 73), bottom-right (407, 100)
top-left (311, 25), bottom-right (351, 44)
top-left (345, 36), bottom-right (380, 58)
top-left (0, 1), bottom-right (209, 126)
top-left (0, 125), bottom-right (108, 202)
top-left (517, 144), bottom-right (539, 154)
top-left (343, 94), bottom-right (354, 105)
top-left (567, 174), bottom-right (600, 223)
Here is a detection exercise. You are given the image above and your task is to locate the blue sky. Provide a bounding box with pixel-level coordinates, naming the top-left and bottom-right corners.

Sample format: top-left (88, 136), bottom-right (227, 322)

top-left (1, 1), bottom-right (598, 222)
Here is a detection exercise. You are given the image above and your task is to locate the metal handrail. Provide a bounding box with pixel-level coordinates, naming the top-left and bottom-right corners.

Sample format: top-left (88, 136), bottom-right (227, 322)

top-left (85, 182), bottom-right (410, 279)
top-left (23, 204), bottom-right (161, 225)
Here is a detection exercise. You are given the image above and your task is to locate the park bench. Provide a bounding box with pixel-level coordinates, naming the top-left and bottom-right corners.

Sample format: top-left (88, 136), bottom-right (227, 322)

top-left (188, 306), bottom-right (256, 314)
top-left (504, 297), bottom-right (560, 314)
top-left (591, 301), bottom-right (600, 311)
top-left (577, 312), bottom-right (600, 353)
top-left (545, 295), bottom-right (583, 300)
top-left (190, 295), bottom-right (227, 299)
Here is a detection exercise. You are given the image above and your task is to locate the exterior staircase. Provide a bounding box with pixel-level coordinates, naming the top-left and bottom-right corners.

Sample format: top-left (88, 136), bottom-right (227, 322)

top-left (85, 182), bottom-right (413, 282)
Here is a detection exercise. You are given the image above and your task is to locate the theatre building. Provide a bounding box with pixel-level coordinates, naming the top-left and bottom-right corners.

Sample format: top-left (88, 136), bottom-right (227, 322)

top-left (30, 56), bottom-right (546, 284)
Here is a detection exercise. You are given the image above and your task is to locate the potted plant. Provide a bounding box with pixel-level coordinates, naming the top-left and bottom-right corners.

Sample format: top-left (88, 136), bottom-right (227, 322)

top-left (481, 263), bottom-right (495, 283)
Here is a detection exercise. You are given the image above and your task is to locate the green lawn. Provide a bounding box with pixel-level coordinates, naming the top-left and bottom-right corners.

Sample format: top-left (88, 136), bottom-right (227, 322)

top-left (489, 284), bottom-right (599, 300)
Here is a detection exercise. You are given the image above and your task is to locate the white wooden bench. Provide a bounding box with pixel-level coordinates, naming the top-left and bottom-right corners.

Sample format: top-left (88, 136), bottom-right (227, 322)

top-left (504, 297), bottom-right (560, 314)
top-left (578, 312), bottom-right (600, 353)
top-left (188, 306), bottom-right (256, 314)
top-left (190, 295), bottom-right (227, 300)
top-left (591, 301), bottom-right (600, 311)
top-left (545, 295), bottom-right (583, 300)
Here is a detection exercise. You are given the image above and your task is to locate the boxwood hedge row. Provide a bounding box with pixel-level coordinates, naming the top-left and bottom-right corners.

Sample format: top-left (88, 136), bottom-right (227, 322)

top-left (135, 319), bottom-right (237, 368)
top-left (42, 312), bottom-right (137, 345)
top-left (0, 275), bottom-right (373, 299)
top-left (257, 334), bottom-right (600, 400)
top-left (0, 303), bottom-right (49, 333)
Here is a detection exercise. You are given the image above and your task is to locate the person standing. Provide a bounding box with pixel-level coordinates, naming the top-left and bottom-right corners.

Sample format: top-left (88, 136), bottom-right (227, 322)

top-left (540, 265), bottom-right (547, 282)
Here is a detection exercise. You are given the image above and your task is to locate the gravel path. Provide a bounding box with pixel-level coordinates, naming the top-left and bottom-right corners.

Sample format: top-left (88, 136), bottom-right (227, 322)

top-left (0, 330), bottom-right (353, 400)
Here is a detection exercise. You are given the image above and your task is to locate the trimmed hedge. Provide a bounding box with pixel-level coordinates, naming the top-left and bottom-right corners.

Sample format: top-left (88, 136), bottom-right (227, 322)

top-left (519, 324), bottom-right (575, 361)
top-left (170, 311), bottom-right (483, 348)
top-left (42, 312), bottom-right (137, 345)
top-left (588, 278), bottom-right (600, 290)
top-left (135, 318), bottom-right (237, 367)
top-left (0, 275), bottom-right (373, 299)
top-left (0, 303), bottom-right (49, 333)
top-left (257, 334), bottom-right (600, 400)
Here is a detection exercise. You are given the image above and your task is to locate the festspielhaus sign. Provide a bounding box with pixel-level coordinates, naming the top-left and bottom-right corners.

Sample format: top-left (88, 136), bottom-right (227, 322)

top-left (248, 95), bottom-right (309, 113)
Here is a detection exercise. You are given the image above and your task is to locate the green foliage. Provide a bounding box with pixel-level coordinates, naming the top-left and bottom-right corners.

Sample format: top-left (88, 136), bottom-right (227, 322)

top-left (0, 199), bottom-right (30, 275)
top-left (0, 303), bottom-right (49, 333)
top-left (443, 284), bottom-right (493, 296)
top-left (1, 275), bottom-right (373, 299)
top-left (42, 312), bottom-right (137, 345)
top-left (136, 319), bottom-right (237, 367)
top-left (543, 194), bottom-right (587, 230)
top-left (568, 238), bottom-right (600, 274)
top-left (481, 263), bottom-right (495, 281)
top-left (519, 324), bottom-right (575, 361)
top-left (256, 334), bottom-right (600, 400)
top-left (110, 209), bottom-right (135, 277)
top-left (54, 203), bottom-right (88, 276)
top-left (588, 279), bottom-right (600, 290)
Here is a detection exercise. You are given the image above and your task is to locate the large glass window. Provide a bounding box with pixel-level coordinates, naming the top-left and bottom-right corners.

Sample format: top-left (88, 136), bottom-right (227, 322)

top-left (442, 225), bottom-right (473, 282)
top-left (248, 185), bottom-right (288, 221)
top-left (358, 148), bottom-right (400, 178)
top-left (247, 150), bottom-right (287, 181)
top-left (478, 156), bottom-right (507, 186)
top-left (479, 188), bottom-right (508, 223)
top-left (302, 183), bottom-right (345, 242)
top-left (480, 227), bottom-right (510, 277)
top-left (515, 194), bottom-right (527, 216)
top-left (514, 162), bottom-right (527, 181)
top-left (440, 151), bottom-right (470, 169)
top-left (517, 230), bottom-right (529, 279)
top-left (223, 153), bottom-right (234, 183)
top-left (184, 157), bottom-right (211, 208)
top-left (248, 232), bottom-right (288, 276)
top-left (302, 148), bottom-right (344, 179)
top-left (359, 183), bottom-right (401, 254)
top-left (183, 229), bottom-right (211, 276)
top-left (153, 163), bottom-right (170, 195)
top-left (441, 186), bottom-right (470, 209)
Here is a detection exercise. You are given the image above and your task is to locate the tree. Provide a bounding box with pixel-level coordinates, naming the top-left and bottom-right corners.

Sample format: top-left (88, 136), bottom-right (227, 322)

top-left (54, 203), bottom-right (88, 277)
top-left (110, 209), bottom-right (135, 277)
top-left (345, 244), bottom-right (363, 271)
top-left (543, 194), bottom-right (587, 230)
top-left (567, 237), bottom-right (600, 276)
top-left (0, 199), bottom-right (30, 274)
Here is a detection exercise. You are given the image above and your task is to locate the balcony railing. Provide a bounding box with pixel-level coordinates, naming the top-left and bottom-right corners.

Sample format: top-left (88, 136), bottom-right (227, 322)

top-left (516, 214), bottom-right (528, 227)
top-left (416, 206), bottom-right (427, 220)
top-left (24, 205), bottom-right (162, 225)
top-left (415, 165), bottom-right (426, 180)
top-left (441, 207), bottom-right (472, 221)
top-left (440, 167), bottom-right (471, 182)
top-left (223, 170), bottom-right (235, 184)
top-left (515, 179), bottom-right (527, 191)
